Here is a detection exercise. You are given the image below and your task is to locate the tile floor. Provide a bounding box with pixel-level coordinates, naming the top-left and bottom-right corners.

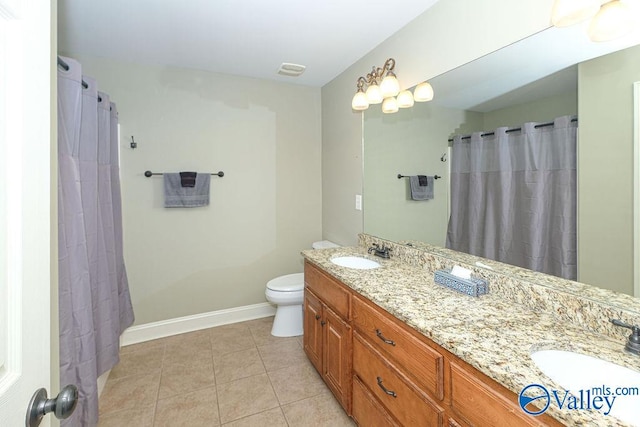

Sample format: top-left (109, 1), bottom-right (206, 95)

top-left (98, 316), bottom-right (355, 426)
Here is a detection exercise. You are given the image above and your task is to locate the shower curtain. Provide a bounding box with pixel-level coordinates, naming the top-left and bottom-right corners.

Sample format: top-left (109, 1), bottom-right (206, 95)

top-left (446, 116), bottom-right (577, 280)
top-left (58, 56), bottom-right (135, 426)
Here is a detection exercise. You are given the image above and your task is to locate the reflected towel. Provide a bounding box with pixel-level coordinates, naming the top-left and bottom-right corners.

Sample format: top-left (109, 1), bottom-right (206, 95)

top-left (164, 173), bottom-right (210, 207)
top-left (409, 175), bottom-right (434, 200)
top-left (179, 171), bottom-right (197, 187)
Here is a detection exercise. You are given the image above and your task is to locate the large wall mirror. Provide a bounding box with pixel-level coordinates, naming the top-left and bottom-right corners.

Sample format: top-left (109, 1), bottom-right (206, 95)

top-left (364, 25), bottom-right (640, 298)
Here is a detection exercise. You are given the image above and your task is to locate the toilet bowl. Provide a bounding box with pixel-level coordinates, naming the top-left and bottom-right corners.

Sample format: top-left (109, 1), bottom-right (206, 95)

top-left (265, 240), bottom-right (339, 337)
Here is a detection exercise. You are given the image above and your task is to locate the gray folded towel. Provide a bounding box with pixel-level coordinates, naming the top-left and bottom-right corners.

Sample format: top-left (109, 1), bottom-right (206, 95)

top-left (409, 175), bottom-right (434, 200)
top-left (164, 173), bottom-right (210, 207)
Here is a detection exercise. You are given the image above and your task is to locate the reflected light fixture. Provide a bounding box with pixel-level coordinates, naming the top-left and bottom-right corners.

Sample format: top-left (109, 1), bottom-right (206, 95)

top-left (551, 0), bottom-right (636, 42)
top-left (551, 0), bottom-right (600, 27)
top-left (351, 58), bottom-right (434, 113)
top-left (397, 90), bottom-right (415, 108)
top-left (413, 82), bottom-right (434, 102)
top-left (588, 1), bottom-right (634, 41)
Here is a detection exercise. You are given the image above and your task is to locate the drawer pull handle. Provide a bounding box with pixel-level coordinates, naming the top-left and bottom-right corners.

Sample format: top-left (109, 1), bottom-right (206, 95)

top-left (321, 320), bottom-right (326, 326)
top-left (376, 329), bottom-right (396, 346)
top-left (376, 377), bottom-right (397, 398)
top-left (315, 314), bottom-right (321, 320)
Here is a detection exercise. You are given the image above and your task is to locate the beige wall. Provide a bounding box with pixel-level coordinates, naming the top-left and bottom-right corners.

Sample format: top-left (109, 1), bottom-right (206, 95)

top-left (66, 55), bottom-right (322, 324)
top-left (322, 0), bottom-right (556, 245)
top-left (482, 90), bottom-right (577, 130)
top-left (578, 44), bottom-right (640, 294)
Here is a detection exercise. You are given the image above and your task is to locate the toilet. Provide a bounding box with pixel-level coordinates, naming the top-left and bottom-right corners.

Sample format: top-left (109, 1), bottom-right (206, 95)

top-left (265, 240), bottom-right (339, 337)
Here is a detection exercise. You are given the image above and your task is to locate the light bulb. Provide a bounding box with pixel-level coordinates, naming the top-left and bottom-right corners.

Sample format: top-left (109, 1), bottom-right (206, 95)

top-left (550, 0), bottom-right (600, 27)
top-left (351, 91), bottom-right (369, 111)
top-left (366, 83), bottom-right (383, 104)
top-left (382, 97), bottom-right (398, 114)
top-left (588, 1), bottom-right (634, 42)
top-left (397, 90), bottom-right (414, 108)
top-left (380, 74), bottom-right (400, 98)
top-left (413, 82), bottom-right (434, 102)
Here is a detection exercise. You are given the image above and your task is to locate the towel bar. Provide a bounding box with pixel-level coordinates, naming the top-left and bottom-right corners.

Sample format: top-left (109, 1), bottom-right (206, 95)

top-left (397, 174), bottom-right (441, 180)
top-left (144, 170), bottom-right (224, 177)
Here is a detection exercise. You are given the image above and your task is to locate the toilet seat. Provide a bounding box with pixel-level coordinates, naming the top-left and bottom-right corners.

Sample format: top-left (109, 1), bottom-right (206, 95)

top-left (266, 273), bottom-right (304, 292)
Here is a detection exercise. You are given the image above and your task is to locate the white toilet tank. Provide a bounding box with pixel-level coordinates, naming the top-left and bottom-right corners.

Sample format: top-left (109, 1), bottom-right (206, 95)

top-left (312, 240), bottom-right (339, 249)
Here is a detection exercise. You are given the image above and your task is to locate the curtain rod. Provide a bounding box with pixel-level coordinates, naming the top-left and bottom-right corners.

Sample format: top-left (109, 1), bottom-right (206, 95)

top-left (57, 56), bottom-right (89, 90)
top-left (447, 117), bottom-right (578, 142)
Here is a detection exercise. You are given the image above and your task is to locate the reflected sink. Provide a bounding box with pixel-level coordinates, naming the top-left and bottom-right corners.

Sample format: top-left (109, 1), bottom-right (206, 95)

top-left (330, 256), bottom-right (381, 270)
top-left (531, 350), bottom-right (640, 425)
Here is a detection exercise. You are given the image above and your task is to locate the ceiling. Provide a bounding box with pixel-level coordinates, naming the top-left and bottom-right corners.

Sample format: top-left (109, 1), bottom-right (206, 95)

top-left (57, 0), bottom-right (441, 87)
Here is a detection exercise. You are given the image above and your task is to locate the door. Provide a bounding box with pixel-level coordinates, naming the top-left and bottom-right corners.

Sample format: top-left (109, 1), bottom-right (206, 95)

top-left (0, 0), bottom-right (54, 425)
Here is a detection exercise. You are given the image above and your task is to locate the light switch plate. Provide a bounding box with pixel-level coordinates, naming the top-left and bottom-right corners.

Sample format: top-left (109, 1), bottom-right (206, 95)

top-left (355, 194), bottom-right (362, 211)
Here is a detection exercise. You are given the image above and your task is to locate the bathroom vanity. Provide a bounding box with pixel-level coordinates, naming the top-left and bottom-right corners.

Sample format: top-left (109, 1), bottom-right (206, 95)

top-left (302, 235), bottom-right (640, 427)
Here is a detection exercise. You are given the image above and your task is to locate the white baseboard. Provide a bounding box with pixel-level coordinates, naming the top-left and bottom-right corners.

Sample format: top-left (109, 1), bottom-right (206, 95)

top-left (120, 302), bottom-right (276, 347)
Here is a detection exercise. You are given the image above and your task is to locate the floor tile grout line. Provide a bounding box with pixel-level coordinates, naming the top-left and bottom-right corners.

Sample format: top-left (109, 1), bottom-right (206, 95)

top-left (209, 334), bottom-right (223, 426)
top-left (149, 344), bottom-right (166, 426)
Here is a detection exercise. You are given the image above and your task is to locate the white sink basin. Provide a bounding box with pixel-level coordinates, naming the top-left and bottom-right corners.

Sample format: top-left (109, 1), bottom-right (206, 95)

top-left (330, 256), bottom-right (381, 270)
top-left (531, 349), bottom-right (640, 425)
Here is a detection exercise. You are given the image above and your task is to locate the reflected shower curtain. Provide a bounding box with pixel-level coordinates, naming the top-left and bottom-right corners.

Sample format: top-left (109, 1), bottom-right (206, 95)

top-left (58, 56), bottom-right (135, 426)
top-left (446, 116), bottom-right (577, 280)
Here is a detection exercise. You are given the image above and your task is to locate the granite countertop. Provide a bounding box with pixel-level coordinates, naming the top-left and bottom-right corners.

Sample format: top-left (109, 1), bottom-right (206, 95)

top-left (302, 246), bottom-right (640, 427)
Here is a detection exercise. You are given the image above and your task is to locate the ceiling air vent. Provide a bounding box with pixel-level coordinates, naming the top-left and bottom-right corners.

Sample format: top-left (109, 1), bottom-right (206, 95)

top-left (278, 63), bottom-right (306, 77)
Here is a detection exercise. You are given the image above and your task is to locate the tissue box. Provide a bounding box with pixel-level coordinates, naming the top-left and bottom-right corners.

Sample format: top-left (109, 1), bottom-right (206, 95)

top-left (434, 269), bottom-right (488, 297)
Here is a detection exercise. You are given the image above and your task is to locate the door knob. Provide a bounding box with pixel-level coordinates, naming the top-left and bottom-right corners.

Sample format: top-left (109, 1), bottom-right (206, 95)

top-left (26, 384), bottom-right (79, 427)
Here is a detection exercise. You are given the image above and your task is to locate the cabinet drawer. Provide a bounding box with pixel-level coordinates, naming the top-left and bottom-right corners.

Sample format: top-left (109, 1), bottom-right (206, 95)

top-left (352, 295), bottom-right (444, 399)
top-left (352, 376), bottom-right (399, 427)
top-left (353, 332), bottom-right (443, 427)
top-left (450, 361), bottom-right (548, 427)
top-left (304, 261), bottom-right (350, 319)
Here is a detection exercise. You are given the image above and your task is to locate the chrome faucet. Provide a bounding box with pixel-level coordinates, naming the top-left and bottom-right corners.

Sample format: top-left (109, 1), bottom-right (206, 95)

top-left (368, 243), bottom-right (392, 259)
top-left (610, 319), bottom-right (640, 356)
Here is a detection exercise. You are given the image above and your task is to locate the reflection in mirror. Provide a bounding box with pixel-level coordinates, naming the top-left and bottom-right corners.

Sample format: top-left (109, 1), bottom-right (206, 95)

top-left (363, 25), bottom-right (640, 297)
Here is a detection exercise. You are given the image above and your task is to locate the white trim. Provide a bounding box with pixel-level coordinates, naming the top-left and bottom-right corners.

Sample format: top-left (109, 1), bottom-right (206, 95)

top-left (120, 302), bottom-right (276, 346)
top-left (634, 82), bottom-right (640, 298)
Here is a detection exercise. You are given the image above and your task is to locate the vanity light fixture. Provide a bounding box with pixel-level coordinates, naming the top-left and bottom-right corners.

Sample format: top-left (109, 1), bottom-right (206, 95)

top-left (351, 57), bottom-right (434, 113)
top-left (551, 0), bottom-right (635, 42)
top-left (382, 96), bottom-right (399, 114)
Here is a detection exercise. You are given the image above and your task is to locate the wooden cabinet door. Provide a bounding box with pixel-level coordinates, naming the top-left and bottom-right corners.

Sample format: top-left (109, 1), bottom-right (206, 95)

top-left (323, 305), bottom-right (352, 412)
top-left (303, 290), bottom-right (323, 374)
